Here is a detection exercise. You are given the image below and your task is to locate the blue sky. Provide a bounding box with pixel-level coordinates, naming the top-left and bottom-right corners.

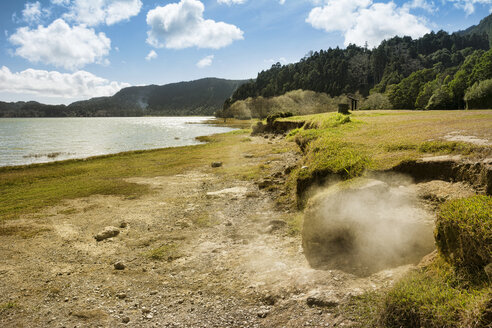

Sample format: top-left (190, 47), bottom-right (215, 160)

top-left (0, 0), bottom-right (491, 104)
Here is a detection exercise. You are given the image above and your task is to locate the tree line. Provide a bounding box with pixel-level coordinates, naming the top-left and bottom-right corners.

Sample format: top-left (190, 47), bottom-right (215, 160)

top-left (219, 26), bottom-right (492, 117)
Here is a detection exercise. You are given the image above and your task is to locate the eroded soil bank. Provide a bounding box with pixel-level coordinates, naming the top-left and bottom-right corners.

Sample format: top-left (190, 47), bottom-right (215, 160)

top-left (0, 128), bottom-right (488, 327)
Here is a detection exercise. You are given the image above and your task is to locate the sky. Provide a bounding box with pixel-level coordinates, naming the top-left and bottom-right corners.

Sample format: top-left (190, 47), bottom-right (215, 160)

top-left (0, 0), bottom-right (491, 104)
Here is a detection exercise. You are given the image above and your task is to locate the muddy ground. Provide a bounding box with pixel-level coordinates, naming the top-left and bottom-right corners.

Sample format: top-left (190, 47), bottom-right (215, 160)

top-left (0, 136), bottom-right (478, 327)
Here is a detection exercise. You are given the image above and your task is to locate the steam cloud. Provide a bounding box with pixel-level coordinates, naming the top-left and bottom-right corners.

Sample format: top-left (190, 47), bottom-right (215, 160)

top-left (302, 175), bottom-right (435, 276)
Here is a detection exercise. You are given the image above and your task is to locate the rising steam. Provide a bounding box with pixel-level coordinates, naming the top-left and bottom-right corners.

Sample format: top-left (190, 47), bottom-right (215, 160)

top-left (302, 175), bottom-right (435, 276)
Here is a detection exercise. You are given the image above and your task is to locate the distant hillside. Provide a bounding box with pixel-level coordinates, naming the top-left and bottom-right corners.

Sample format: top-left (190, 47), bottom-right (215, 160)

top-left (0, 78), bottom-right (247, 117)
top-left (459, 13), bottom-right (492, 47)
top-left (220, 13), bottom-right (492, 116)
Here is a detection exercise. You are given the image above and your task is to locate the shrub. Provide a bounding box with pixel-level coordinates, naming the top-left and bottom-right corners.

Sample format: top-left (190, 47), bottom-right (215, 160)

top-left (464, 79), bottom-right (492, 109)
top-left (224, 90), bottom-right (349, 119)
top-left (435, 196), bottom-right (492, 273)
top-left (360, 93), bottom-right (392, 110)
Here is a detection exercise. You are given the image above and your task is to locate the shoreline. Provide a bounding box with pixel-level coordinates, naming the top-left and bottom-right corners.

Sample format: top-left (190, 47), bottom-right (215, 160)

top-left (0, 117), bottom-right (246, 169)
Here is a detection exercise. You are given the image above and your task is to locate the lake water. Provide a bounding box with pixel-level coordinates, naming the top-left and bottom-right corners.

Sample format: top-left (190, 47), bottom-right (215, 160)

top-left (0, 117), bottom-right (235, 167)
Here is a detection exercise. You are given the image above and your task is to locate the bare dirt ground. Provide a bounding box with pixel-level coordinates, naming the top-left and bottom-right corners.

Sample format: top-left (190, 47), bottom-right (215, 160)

top-left (0, 136), bottom-right (478, 328)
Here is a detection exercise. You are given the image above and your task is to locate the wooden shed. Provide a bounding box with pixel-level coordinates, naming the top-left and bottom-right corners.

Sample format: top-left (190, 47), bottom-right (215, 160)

top-left (347, 94), bottom-right (359, 111)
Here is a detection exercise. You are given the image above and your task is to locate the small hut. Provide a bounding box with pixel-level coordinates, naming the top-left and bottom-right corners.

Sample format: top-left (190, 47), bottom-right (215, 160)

top-left (347, 94), bottom-right (359, 111)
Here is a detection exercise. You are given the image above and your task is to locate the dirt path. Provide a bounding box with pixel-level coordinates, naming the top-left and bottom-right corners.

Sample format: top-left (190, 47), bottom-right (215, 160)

top-left (0, 136), bottom-right (476, 328)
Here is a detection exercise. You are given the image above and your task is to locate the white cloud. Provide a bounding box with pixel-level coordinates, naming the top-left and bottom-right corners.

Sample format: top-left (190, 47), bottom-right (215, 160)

top-left (51, 0), bottom-right (71, 5)
top-left (306, 0), bottom-right (371, 32)
top-left (447, 0), bottom-right (492, 15)
top-left (0, 66), bottom-right (129, 99)
top-left (146, 0), bottom-right (243, 49)
top-left (345, 2), bottom-right (430, 47)
top-left (63, 0), bottom-right (142, 26)
top-left (307, 0), bottom-right (430, 48)
top-left (279, 0), bottom-right (286, 4)
top-left (145, 50), bottom-right (158, 61)
top-left (22, 2), bottom-right (50, 24)
top-left (403, 0), bottom-right (437, 13)
top-left (9, 19), bottom-right (111, 71)
top-left (217, 0), bottom-right (246, 4)
top-left (196, 55), bottom-right (214, 68)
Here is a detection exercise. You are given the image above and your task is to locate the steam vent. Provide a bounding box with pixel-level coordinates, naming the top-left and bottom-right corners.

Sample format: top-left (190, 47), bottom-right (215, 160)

top-left (302, 177), bottom-right (436, 277)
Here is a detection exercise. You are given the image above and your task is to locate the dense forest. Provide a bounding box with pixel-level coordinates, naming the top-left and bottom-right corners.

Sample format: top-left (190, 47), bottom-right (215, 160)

top-left (0, 78), bottom-right (246, 117)
top-left (219, 13), bottom-right (492, 117)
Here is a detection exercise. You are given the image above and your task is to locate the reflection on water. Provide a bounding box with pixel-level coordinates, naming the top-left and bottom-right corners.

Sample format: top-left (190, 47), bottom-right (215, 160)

top-left (0, 117), bottom-right (234, 167)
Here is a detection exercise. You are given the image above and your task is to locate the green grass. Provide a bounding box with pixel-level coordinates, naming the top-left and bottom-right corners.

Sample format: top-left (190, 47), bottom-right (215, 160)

top-left (191, 212), bottom-right (218, 228)
top-left (146, 243), bottom-right (181, 261)
top-left (279, 111), bottom-right (492, 205)
top-left (286, 212), bottom-right (304, 236)
top-left (0, 129), bottom-right (270, 221)
top-left (435, 196), bottom-right (492, 274)
top-left (379, 258), bottom-right (490, 328)
top-left (0, 223), bottom-right (50, 238)
top-left (0, 302), bottom-right (18, 311)
top-left (385, 140), bottom-right (483, 154)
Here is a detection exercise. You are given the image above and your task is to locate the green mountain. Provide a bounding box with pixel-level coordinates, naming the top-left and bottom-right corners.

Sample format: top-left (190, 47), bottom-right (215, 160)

top-left (220, 13), bottom-right (492, 116)
top-left (0, 78), bottom-right (247, 117)
top-left (459, 13), bottom-right (492, 47)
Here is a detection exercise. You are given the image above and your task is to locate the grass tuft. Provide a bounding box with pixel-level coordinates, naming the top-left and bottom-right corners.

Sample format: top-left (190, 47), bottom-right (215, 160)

top-left (435, 195), bottom-right (492, 274)
top-left (379, 258), bottom-right (491, 328)
top-left (146, 243), bottom-right (181, 261)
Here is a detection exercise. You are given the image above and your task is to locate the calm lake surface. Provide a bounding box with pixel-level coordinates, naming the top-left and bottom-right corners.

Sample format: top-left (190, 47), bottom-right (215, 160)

top-left (0, 117), bottom-right (235, 167)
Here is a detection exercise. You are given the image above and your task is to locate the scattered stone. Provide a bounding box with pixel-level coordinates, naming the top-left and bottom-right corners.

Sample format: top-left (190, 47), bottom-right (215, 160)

top-left (211, 162), bottom-right (223, 168)
top-left (142, 307), bottom-right (151, 314)
top-left (116, 293), bottom-right (127, 299)
top-left (114, 262), bottom-right (126, 270)
top-left (146, 314), bottom-right (153, 320)
top-left (301, 166), bottom-right (309, 170)
top-left (257, 307), bottom-right (270, 318)
top-left (150, 290), bottom-right (158, 295)
top-left (225, 221), bottom-right (233, 226)
top-left (261, 294), bottom-right (276, 306)
top-left (119, 222), bottom-right (128, 228)
top-left (94, 226), bottom-right (120, 241)
top-left (122, 317), bottom-right (130, 324)
top-left (243, 154), bottom-right (254, 158)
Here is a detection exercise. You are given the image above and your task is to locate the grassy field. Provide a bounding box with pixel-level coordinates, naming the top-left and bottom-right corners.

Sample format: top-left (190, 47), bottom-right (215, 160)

top-left (280, 110), bottom-right (492, 328)
top-left (0, 127), bottom-right (299, 221)
top-left (281, 110), bottom-right (492, 204)
top-left (285, 110), bottom-right (492, 169)
top-left (1, 110), bottom-right (491, 326)
top-left (2, 110), bottom-right (491, 221)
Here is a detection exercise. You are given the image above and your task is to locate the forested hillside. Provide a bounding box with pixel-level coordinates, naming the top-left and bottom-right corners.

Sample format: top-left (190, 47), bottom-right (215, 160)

top-left (0, 78), bottom-right (246, 117)
top-left (221, 13), bottom-right (492, 115)
top-left (460, 13), bottom-right (492, 47)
